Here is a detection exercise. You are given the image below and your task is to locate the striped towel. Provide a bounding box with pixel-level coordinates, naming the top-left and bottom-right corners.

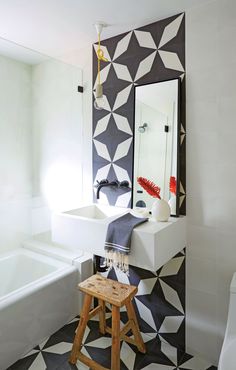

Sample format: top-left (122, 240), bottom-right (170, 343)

top-left (104, 212), bottom-right (148, 274)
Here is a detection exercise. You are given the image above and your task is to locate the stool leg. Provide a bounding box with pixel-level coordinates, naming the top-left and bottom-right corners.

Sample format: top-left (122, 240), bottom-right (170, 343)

top-left (126, 300), bottom-right (146, 354)
top-left (98, 299), bottom-right (106, 335)
top-left (69, 293), bottom-right (92, 364)
top-left (111, 305), bottom-right (120, 370)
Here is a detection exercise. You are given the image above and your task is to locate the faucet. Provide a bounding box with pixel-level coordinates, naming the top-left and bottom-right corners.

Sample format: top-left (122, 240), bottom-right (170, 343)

top-left (95, 179), bottom-right (129, 199)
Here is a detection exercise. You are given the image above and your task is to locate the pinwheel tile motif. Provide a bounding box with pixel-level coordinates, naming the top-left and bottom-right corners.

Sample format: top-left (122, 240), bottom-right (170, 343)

top-left (93, 114), bottom-right (111, 138)
top-left (10, 314), bottom-right (216, 370)
top-left (115, 191), bottom-right (131, 207)
top-left (113, 31), bottom-right (133, 60)
top-left (134, 30), bottom-right (157, 49)
top-left (93, 13), bottom-right (186, 212)
top-left (99, 249), bottom-right (186, 351)
top-left (179, 181), bottom-right (186, 208)
top-left (113, 113), bottom-right (133, 135)
top-left (180, 123), bottom-right (186, 145)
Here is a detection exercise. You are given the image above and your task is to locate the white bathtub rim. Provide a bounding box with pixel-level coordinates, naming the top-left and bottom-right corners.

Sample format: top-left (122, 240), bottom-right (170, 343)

top-left (0, 248), bottom-right (77, 311)
top-left (0, 247), bottom-right (71, 268)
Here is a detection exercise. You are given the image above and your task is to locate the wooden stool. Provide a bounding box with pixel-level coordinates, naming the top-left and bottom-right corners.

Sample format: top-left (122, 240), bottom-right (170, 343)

top-left (69, 274), bottom-right (146, 370)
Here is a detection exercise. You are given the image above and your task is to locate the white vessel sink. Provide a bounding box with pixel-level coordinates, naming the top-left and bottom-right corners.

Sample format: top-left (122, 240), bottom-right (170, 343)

top-left (64, 204), bottom-right (127, 220)
top-left (52, 204), bottom-right (186, 271)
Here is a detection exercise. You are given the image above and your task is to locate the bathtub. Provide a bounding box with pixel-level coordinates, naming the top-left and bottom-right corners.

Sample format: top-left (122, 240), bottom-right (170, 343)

top-left (0, 248), bottom-right (78, 370)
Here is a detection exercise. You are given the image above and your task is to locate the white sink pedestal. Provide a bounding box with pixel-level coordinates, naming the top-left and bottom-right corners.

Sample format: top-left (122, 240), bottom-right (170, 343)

top-left (52, 204), bottom-right (186, 271)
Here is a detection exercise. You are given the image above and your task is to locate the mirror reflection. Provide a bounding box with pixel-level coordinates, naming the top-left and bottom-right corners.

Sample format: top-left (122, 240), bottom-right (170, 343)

top-left (133, 79), bottom-right (179, 216)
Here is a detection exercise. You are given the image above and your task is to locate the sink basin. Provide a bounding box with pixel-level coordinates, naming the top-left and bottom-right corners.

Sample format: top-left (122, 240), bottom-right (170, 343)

top-left (51, 204), bottom-right (128, 261)
top-left (52, 204), bottom-right (186, 271)
top-left (64, 204), bottom-right (126, 220)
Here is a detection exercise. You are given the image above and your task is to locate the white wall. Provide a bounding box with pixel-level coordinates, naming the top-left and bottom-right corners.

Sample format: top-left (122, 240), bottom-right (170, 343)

top-left (0, 55), bottom-right (32, 251)
top-left (186, 0), bottom-right (236, 365)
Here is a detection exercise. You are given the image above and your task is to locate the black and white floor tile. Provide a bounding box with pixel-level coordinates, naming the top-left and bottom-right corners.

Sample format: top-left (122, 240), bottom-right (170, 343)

top-left (8, 316), bottom-right (217, 370)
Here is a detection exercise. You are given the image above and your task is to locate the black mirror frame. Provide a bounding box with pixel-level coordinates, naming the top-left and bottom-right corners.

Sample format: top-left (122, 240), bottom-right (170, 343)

top-left (132, 77), bottom-right (181, 217)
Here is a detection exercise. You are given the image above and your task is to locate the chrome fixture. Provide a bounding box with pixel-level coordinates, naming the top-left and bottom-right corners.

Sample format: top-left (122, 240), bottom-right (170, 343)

top-left (138, 123), bottom-right (148, 133)
top-left (95, 179), bottom-right (129, 199)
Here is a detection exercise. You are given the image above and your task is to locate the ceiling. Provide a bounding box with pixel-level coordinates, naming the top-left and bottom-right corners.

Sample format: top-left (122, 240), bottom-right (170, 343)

top-left (0, 0), bottom-right (209, 61)
top-left (0, 37), bottom-right (49, 64)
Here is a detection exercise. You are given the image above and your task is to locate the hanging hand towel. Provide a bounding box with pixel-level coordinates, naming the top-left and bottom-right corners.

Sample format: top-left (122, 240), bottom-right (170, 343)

top-left (104, 212), bottom-right (148, 274)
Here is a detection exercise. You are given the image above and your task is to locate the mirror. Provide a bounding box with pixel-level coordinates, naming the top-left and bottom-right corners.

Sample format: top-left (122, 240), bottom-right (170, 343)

top-left (133, 78), bottom-right (180, 216)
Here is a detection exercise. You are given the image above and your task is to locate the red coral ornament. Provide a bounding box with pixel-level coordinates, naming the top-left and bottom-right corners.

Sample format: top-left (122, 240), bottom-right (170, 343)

top-left (137, 177), bottom-right (161, 199)
top-left (169, 176), bottom-right (176, 195)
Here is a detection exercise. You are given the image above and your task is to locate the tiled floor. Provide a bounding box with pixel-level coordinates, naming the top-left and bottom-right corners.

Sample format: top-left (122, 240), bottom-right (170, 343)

top-left (8, 316), bottom-right (217, 370)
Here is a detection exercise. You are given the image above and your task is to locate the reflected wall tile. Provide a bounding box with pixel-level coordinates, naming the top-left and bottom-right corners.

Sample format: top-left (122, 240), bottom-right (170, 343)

top-left (218, 96), bottom-right (236, 134)
top-left (187, 195), bottom-right (220, 229)
top-left (218, 62), bottom-right (236, 98)
top-left (186, 289), bottom-right (218, 365)
top-left (187, 225), bottom-right (218, 260)
top-left (187, 163), bottom-right (221, 198)
top-left (218, 0), bottom-right (236, 30)
top-left (187, 255), bottom-right (217, 295)
top-left (186, 99), bottom-right (219, 135)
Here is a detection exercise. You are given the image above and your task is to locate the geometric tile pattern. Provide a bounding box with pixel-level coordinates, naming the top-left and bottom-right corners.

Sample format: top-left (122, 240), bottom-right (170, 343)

top-left (179, 181), bottom-right (186, 209)
top-left (8, 315), bottom-right (216, 370)
top-left (93, 13), bottom-right (186, 213)
top-left (98, 249), bottom-right (186, 352)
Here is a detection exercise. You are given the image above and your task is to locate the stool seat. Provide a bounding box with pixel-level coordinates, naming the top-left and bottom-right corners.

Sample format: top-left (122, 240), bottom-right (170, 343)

top-left (69, 274), bottom-right (146, 370)
top-left (79, 274), bottom-right (137, 307)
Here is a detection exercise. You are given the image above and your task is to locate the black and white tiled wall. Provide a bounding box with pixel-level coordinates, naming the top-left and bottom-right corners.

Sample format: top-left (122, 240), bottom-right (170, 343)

top-left (101, 250), bottom-right (186, 353)
top-left (92, 13), bottom-right (186, 214)
top-left (91, 11), bottom-right (189, 367)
